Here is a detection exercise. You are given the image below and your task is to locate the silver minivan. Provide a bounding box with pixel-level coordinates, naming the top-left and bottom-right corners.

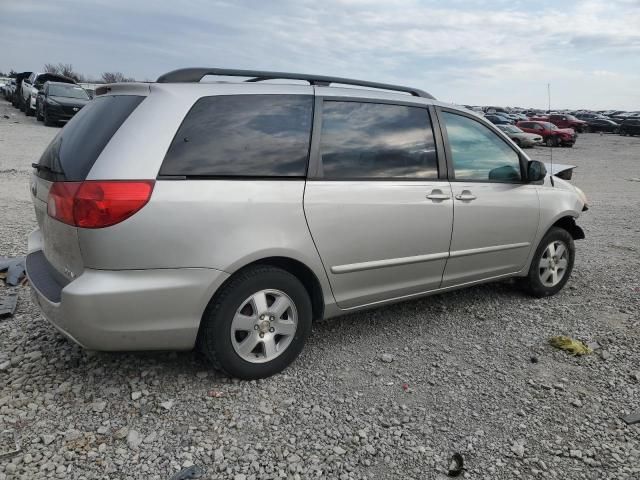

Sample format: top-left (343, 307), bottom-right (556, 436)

top-left (27, 68), bottom-right (588, 379)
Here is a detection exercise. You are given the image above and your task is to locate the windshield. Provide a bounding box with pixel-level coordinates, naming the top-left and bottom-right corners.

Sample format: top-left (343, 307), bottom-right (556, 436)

top-left (565, 115), bottom-right (579, 121)
top-left (505, 125), bottom-right (522, 133)
top-left (49, 84), bottom-right (89, 99)
top-left (542, 122), bottom-right (557, 130)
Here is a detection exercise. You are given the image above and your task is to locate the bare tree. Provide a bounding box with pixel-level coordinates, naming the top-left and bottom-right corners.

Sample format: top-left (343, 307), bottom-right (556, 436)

top-left (44, 63), bottom-right (60, 74)
top-left (101, 72), bottom-right (135, 83)
top-left (41, 63), bottom-right (85, 82)
top-left (57, 63), bottom-right (84, 82)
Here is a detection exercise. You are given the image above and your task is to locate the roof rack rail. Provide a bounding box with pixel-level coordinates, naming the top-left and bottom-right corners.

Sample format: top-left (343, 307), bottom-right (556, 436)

top-left (156, 68), bottom-right (435, 99)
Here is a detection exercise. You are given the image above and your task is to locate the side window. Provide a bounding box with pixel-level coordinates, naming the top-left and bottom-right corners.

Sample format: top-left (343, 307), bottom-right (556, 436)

top-left (319, 101), bottom-right (437, 179)
top-left (443, 112), bottom-right (522, 182)
top-left (160, 95), bottom-right (313, 177)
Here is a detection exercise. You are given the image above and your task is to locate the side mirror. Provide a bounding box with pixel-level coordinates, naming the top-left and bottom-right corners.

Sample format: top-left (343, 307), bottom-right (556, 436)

top-left (527, 160), bottom-right (547, 182)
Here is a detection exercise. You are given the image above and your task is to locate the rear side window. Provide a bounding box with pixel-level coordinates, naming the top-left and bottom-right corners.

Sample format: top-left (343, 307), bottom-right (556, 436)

top-left (37, 95), bottom-right (144, 181)
top-left (319, 101), bottom-right (438, 179)
top-left (160, 95), bottom-right (313, 177)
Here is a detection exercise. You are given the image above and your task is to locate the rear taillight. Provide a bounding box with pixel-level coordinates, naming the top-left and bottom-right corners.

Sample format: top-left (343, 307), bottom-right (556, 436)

top-left (47, 180), bottom-right (155, 228)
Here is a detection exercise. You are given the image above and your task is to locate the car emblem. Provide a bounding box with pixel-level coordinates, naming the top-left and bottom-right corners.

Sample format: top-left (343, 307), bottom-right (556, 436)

top-left (73, 107), bottom-right (79, 112)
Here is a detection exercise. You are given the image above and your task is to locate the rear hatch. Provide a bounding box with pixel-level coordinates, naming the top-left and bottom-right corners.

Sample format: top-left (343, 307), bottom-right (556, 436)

top-left (32, 94), bottom-right (145, 281)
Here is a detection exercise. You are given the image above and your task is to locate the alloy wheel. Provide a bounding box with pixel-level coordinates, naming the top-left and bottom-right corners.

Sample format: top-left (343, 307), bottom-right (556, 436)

top-left (230, 289), bottom-right (298, 363)
top-left (538, 241), bottom-right (569, 287)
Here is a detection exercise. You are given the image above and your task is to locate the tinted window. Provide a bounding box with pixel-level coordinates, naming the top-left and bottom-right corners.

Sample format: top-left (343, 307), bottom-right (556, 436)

top-left (37, 95), bottom-right (144, 181)
top-left (319, 101), bottom-right (437, 179)
top-left (160, 95), bottom-right (313, 177)
top-left (443, 112), bottom-right (521, 182)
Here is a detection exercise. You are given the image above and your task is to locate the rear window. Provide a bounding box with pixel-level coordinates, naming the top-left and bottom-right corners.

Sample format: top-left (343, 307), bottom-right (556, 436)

top-left (318, 101), bottom-right (438, 179)
top-left (37, 95), bottom-right (144, 181)
top-left (160, 94), bottom-right (313, 178)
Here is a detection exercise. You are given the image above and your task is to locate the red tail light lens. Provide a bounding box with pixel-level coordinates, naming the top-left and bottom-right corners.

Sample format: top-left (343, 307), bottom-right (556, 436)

top-left (47, 181), bottom-right (155, 228)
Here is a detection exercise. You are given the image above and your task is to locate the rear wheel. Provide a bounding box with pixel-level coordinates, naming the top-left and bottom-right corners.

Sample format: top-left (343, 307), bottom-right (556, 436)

top-left (198, 265), bottom-right (312, 379)
top-left (520, 227), bottom-right (575, 298)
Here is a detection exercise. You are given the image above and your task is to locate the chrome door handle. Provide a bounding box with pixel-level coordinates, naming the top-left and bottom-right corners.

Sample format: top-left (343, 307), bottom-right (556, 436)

top-left (455, 190), bottom-right (477, 201)
top-left (426, 193), bottom-right (451, 200)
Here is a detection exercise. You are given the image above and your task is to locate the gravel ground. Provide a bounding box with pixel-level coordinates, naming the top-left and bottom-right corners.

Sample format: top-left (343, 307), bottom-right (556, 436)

top-left (0, 98), bottom-right (639, 480)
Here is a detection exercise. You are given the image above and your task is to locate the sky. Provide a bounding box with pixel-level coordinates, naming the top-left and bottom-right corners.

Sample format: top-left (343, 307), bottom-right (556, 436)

top-left (1, 0), bottom-right (639, 109)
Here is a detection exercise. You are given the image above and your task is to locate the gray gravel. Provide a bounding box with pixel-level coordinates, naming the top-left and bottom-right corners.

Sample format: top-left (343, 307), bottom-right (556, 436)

top-left (1, 98), bottom-right (639, 479)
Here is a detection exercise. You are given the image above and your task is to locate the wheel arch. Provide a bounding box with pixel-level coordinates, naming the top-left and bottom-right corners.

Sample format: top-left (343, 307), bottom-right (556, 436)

top-left (550, 215), bottom-right (585, 240)
top-left (202, 256), bottom-right (326, 327)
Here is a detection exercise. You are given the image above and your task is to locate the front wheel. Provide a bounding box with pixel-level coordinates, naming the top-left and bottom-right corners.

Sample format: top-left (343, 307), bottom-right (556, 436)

top-left (198, 265), bottom-right (312, 379)
top-left (520, 227), bottom-right (575, 298)
top-left (545, 137), bottom-right (554, 147)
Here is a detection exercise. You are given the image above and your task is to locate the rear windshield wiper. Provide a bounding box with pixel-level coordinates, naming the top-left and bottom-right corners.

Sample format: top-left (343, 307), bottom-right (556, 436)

top-left (31, 163), bottom-right (65, 175)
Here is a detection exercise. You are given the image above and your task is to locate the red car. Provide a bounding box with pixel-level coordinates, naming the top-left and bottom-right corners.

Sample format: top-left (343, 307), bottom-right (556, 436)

top-left (516, 121), bottom-right (576, 147)
top-left (548, 114), bottom-right (588, 133)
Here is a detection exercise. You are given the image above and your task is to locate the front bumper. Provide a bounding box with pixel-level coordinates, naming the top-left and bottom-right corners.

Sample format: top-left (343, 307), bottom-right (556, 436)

top-left (26, 231), bottom-right (229, 351)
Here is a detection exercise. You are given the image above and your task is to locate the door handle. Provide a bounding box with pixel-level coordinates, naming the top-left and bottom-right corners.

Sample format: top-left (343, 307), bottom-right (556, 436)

top-left (455, 190), bottom-right (477, 201)
top-left (426, 189), bottom-right (450, 201)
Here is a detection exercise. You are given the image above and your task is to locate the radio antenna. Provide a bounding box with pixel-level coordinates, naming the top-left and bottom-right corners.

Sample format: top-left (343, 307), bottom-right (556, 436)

top-left (548, 83), bottom-right (555, 187)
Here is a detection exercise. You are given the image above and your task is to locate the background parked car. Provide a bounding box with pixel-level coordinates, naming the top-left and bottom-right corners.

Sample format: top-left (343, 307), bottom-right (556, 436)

top-left (496, 124), bottom-right (542, 148)
top-left (2, 79), bottom-right (15, 100)
top-left (619, 118), bottom-right (640, 136)
top-left (584, 118), bottom-right (619, 133)
top-left (517, 121), bottom-right (576, 147)
top-left (485, 114), bottom-right (513, 125)
top-left (35, 81), bottom-right (91, 126)
top-left (548, 114), bottom-right (588, 133)
top-left (11, 72), bottom-right (32, 108)
top-left (20, 72), bottom-right (76, 116)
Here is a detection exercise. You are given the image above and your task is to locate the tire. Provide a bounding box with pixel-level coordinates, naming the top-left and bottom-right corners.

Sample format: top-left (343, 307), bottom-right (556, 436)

top-left (198, 265), bottom-right (312, 379)
top-left (25, 100), bottom-right (33, 116)
top-left (520, 227), bottom-right (575, 298)
top-left (545, 137), bottom-right (554, 147)
top-left (36, 104), bottom-right (43, 121)
top-left (43, 108), bottom-right (53, 127)
top-left (513, 138), bottom-right (522, 148)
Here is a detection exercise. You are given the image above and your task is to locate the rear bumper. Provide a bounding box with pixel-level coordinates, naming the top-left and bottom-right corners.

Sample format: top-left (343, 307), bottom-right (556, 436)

top-left (26, 232), bottom-right (229, 351)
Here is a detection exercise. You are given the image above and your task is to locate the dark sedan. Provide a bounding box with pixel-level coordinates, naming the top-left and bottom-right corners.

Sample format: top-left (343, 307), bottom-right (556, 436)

top-left (619, 118), bottom-right (640, 136)
top-left (484, 114), bottom-right (513, 125)
top-left (585, 118), bottom-right (619, 133)
top-left (36, 81), bottom-right (90, 126)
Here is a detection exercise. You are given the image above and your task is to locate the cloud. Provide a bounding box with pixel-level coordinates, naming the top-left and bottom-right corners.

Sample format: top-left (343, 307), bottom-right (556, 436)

top-left (1, 0), bottom-right (638, 108)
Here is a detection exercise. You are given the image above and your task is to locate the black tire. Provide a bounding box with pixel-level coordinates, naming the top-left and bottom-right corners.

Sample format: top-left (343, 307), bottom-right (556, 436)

top-left (520, 227), bottom-right (575, 298)
top-left (513, 138), bottom-right (522, 148)
top-left (197, 265), bottom-right (312, 379)
top-left (545, 137), bottom-right (554, 147)
top-left (25, 100), bottom-right (33, 116)
top-left (36, 104), bottom-right (43, 121)
top-left (43, 108), bottom-right (53, 127)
